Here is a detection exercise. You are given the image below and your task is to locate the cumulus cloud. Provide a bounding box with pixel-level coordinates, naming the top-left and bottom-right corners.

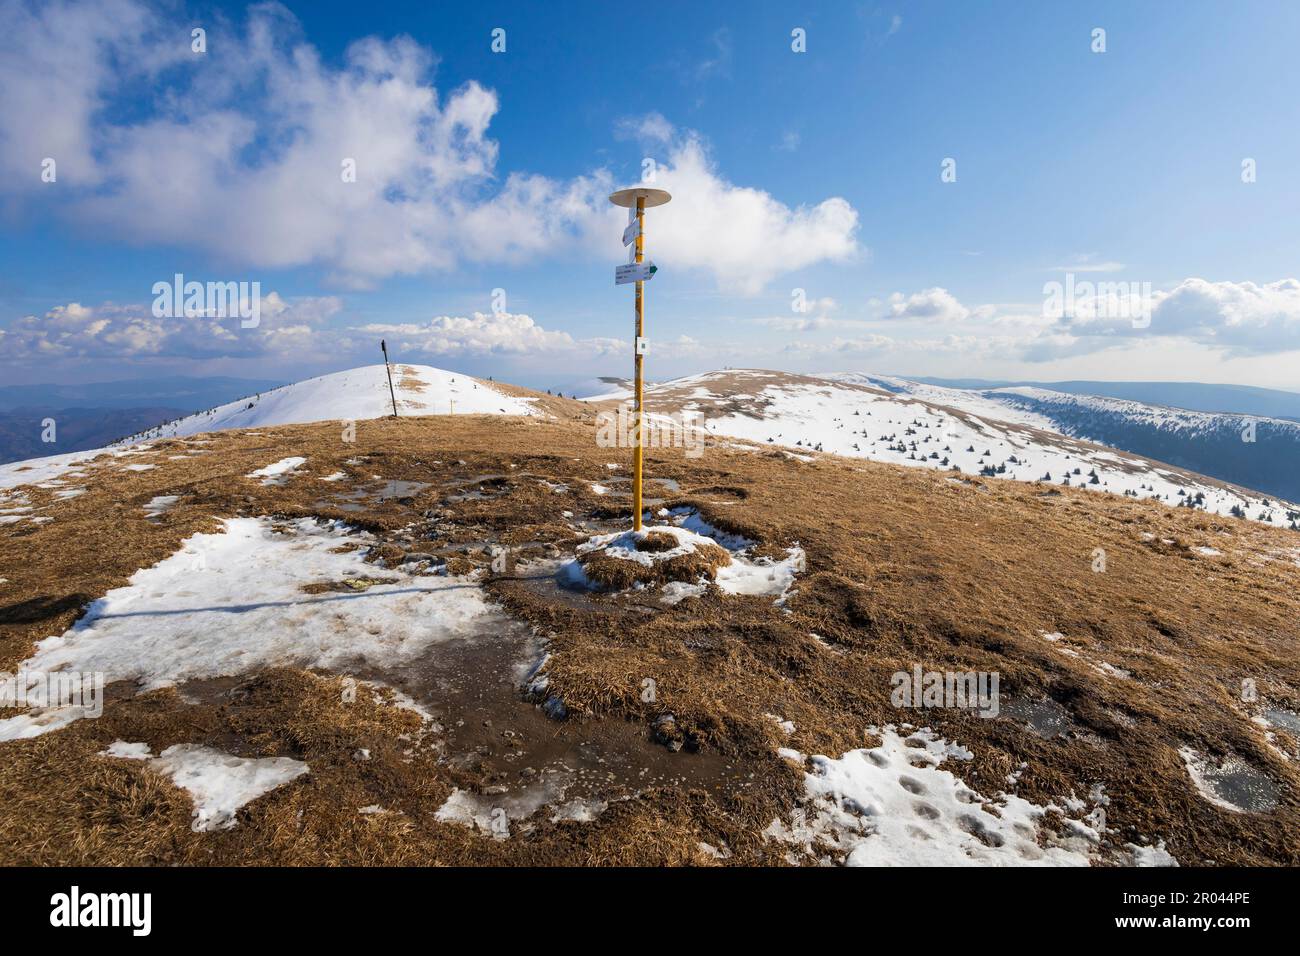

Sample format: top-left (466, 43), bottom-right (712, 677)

top-left (0, 0), bottom-right (181, 188)
top-left (1147, 278), bottom-right (1300, 352)
top-left (886, 287), bottom-right (971, 322)
top-left (615, 112), bottom-right (675, 145)
top-left (635, 128), bottom-right (859, 294)
top-left (355, 311), bottom-right (624, 359)
top-left (0, 2), bottom-right (859, 294)
top-left (0, 293), bottom-right (341, 362)
top-left (790, 277), bottom-right (1300, 364)
top-left (1059, 278), bottom-right (1300, 355)
top-left (0, 295), bottom-right (635, 371)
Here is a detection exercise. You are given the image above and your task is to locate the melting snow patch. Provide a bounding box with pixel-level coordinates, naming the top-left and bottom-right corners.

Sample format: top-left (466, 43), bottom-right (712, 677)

top-left (715, 548), bottom-right (805, 602)
top-left (101, 741), bottom-right (307, 830)
top-left (1126, 841), bottom-right (1179, 867)
top-left (697, 841), bottom-right (732, 860)
top-left (765, 714), bottom-right (796, 736)
top-left (765, 725), bottom-right (1096, 866)
top-left (246, 456), bottom-right (306, 485)
top-left (550, 797), bottom-right (609, 823)
top-left (143, 495), bottom-right (179, 518)
top-left (101, 740), bottom-right (152, 760)
top-left (0, 450), bottom-right (101, 492)
top-left (560, 508), bottom-right (804, 604)
top-left (660, 581), bottom-right (707, 605)
top-left (436, 773), bottom-right (571, 839)
top-left (0, 516), bottom-right (514, 739)
top-left (576, 524), bottom-right (716, 568)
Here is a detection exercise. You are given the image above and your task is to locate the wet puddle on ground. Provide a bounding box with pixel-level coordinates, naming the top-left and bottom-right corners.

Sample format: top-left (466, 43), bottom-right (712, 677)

top-left (356, 604), bottom-right (751, 824)
top-left (502, 559), bottom-right (602, 611)
top-left (1263, 708), bottom-right (1300, 737)
top-left (1001, 697), bottom-right (1078, 739)
top-left (175, 583), bottom-right (747, 831)
top-left (316, 479), bottom-right (431, 512)
top-left (1181, 748), bottom-right (1280, 813)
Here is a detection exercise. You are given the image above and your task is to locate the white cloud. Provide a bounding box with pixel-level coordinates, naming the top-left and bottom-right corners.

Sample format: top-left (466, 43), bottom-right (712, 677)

top-left (1061, 278), bottom-right (1300, 354)
top-left (637, 128), bottom-right (859, 294)
top-left (0, 2), bottom-right (859, 294)
top-left (779, 277), bottom-right (1300, 365)
top-left (616, 112), bottom-right (675, 145)
top-left (1149, 277), bottom-right (1300, 352)
top-left (887, 287), bottom-right (970, 322)
top-left (693, 28), bottom-right (733, 81)
top-left (355, 311), bottom-right (623, 359)
top-left (0, 293), bottom-right (341, 362)
top-left (0, 0), bottom-right (181, 188)
top-left (1045, 260), bottom-right (1126, 274)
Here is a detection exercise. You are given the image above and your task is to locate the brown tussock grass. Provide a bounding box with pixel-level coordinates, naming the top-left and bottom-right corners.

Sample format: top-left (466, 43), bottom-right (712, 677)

top-left (578, 542), bottom-right (731, 590)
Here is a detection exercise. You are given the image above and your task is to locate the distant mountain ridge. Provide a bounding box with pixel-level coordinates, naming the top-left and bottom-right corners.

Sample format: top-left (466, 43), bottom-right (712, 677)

top-left (840, 374), bottom-right (1300, 505)
top-left (0, 375), bottom-right (287, 466)
top-left (584, 368), bottom-right (1299, 529)
top-left (0, 406), bottom-right (188, 466)
top-left (907, 378), bottom-right (1300, 423)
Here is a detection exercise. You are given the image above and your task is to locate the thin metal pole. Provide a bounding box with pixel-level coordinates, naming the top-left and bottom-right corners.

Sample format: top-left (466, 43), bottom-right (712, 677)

top-left (633, 196), bottom-right (645, 532)
top-left (381, 339), bottom-right (398, 418)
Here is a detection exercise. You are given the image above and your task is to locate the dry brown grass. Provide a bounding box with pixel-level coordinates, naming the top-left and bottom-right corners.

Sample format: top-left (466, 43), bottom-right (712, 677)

top-left (1, 410), bottom-right (1298, 865)
top-left (577, 534), bottom-right (731, 590)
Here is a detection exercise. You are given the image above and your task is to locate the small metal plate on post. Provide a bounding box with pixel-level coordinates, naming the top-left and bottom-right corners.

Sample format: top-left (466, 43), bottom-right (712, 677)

top-left (635, 336), bottom-right (648, 355)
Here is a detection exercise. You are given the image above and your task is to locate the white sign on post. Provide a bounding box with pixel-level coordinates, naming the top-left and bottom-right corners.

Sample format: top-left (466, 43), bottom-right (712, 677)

top-left (622, 218), bottom-right (641, 246)
top-left (615, 260), bottom-right (658, 285)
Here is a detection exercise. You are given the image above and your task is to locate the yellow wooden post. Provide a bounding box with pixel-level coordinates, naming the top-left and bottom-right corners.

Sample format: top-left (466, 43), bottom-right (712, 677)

top-left (633, 196), bottom-right (645, 531)
top-left (608, 186), bottom-right (671, 534)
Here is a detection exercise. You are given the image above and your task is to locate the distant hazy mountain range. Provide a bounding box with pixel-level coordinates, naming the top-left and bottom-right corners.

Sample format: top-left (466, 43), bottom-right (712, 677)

top-left (0, 376), bottom-right (283, 465)
top-left (906, 378), bottom-right (1300, 423)
top-left (0, 376), bottom-right (285, 413)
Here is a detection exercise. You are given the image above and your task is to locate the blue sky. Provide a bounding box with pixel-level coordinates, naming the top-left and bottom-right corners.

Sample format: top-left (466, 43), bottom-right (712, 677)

top-left (2, 0), bottom-right (1298, 392)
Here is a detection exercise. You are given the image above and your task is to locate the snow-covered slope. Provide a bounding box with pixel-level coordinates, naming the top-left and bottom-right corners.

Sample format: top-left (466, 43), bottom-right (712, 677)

top-left (0, 364), bottom-right (537, 493)
top-left (827, 374), bottom-right (1300, 507)
top-left (584, 369), bottom-right (1300, 529)
top-left (119, 364), bottom-right (536, 443)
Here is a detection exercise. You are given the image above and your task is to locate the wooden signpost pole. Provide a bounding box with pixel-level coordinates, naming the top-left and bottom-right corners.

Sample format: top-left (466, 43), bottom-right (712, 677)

top-left (610, 187), bottom-right (671, 533)
top-left (633, 195), bottom-right (645, 531)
